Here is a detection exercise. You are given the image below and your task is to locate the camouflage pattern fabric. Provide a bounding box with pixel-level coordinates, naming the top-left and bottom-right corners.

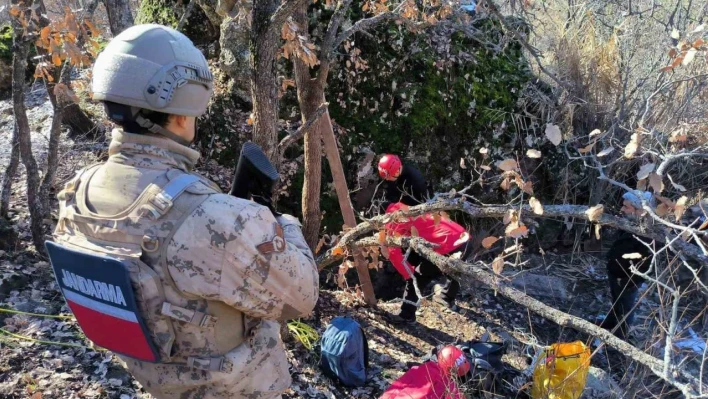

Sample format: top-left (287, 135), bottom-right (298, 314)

top-left (56, 130), bottom-right (318, 399)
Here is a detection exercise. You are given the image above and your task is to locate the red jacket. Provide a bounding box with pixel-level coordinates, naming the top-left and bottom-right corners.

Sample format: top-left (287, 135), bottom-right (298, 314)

top-left (385, 203), bottom-right (468, 279)
top-left (379, 361), bottom-right (463, 399)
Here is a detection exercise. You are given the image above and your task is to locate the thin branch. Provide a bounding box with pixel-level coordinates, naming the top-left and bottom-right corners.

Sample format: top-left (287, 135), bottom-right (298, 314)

top-left (277, 102), bottom-right (329, 156)
top-left (656, 152), bottom-right (708, 177)
top-left (332, 7), bottom-right (426, 55)
top-left (320, 0), bottom-right (354, 62)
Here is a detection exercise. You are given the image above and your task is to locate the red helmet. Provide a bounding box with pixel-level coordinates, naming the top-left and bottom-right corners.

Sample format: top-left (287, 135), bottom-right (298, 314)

top-left (437, 345), bottom-right (470, 377)
top-left (378, 154), bottom-right (403, 180)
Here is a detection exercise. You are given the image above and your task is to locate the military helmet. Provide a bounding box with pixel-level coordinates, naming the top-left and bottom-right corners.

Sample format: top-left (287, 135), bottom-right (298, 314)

top-left (92, 24), bottom-right (213, 117)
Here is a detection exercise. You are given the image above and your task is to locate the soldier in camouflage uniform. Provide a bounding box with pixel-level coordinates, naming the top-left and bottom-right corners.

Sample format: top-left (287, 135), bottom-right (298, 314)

top-left (51, 24), bottom-right (319, 398)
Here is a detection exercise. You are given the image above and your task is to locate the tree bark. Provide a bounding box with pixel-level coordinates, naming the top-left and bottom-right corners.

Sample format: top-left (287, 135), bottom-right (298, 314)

top-left (0, 122), bottom-right (20, 219)
top-left (39, 66), bottom-right (71, 216)
top-left (103, 0), bottom-right (134, 36)
top-left (292, 8), bottom-right (322, 249)
top-left (11, 0), bottom-right (46, 253)
top-left (249, 0), bottom-right (281, 163)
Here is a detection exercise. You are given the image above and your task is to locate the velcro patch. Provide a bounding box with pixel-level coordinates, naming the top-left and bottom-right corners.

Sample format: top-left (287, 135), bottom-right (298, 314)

top-left (45, 242), bottom-right (160, 362)
top-left (256, 224), bottom-right (286, 254)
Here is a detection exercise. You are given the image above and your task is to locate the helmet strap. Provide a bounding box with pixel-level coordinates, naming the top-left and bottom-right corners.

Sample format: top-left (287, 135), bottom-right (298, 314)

top-left (135, 113), bottom-right (192, 147)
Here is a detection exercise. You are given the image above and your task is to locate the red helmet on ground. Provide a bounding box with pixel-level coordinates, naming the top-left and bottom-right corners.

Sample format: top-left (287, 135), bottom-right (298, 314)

top-left (437, 345), bottom-right (470, 377)
top-left (378, 154), bottom-right (403, 180)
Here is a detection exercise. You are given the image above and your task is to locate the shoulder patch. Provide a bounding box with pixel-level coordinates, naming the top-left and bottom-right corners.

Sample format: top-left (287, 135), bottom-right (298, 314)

top-left (256, 223), bottom-right (286, 254)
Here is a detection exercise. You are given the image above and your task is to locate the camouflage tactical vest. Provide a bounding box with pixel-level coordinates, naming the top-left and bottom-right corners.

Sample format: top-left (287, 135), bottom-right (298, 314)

top-left (50, 164), bottom-right (257, 372)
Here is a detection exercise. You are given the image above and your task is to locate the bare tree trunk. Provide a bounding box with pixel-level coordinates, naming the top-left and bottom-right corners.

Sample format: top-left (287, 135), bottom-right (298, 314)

top-left (103, 0), bottom-right (134, 36)
top-left (39, 66), bottom-right (71, 216)
top-left (11, 0), bottom-right (46, 253)
top-left (292, 9), bottom-right (322, 249)
top-left (0, 122), bottom-right (20, 219)
top-left (250, 0), bottom-right (281, 163)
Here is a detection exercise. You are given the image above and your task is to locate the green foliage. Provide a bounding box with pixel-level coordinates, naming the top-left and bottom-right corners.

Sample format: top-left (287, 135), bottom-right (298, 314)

top-left (328, 18), bottom-right (532, 182)
top-left (0, 24), bottom-right (13, 64)
top-left (135, 0), bottom-right (180, 27)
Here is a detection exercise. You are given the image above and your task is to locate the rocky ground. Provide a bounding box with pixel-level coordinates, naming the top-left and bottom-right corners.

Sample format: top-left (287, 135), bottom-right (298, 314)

top-left (0, 85), bottom-right (686, 399)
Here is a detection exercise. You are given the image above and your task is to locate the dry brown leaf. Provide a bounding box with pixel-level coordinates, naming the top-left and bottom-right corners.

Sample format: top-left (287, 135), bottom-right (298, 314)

top-left (433, 213), bottom-right (441, 226)
top-left (459, 158), bottom-right (467, 169)
top-left (530, 197), bottom-right (544, 215)
top-left (545, 123), bottom-right (562, 146)
top-left (526, 149), bottom-right (542, 158)
top-left (492, 256), bottom-right (504, 275)
top-left (500, 177), bottom-right (511, 191)
top-left (585, 204), bottom-right (604, 222)
top-left (522, 181), bottom-right (534, 196)
top-left (52, 53), bottom-right (62, 67)
top-left (503, 210), bottom-right (516, 225)
top-left (675, 196), bottom-right (688, 220)
top-left (577, 143), bottom-right (595, 154)
top-left (622, 252), bottom-right (643, 259)
top-left (624, 132), bottom-right (641, 158)
top-left (637, 178), bottom-right (648, 191)
top-left (480, 165), bottom-right (491, 171)
top-left (507, 225), bottom-right (529, 239)
top-left (595, 224), bottom-right (601, 240)
top-left (482, 236), bottom-right (499, 249)
top-left (497, 159), bottom-right (519, 172)
top-left (410, 226), bottom-right (419, 237)
top-left (656, 203), bottom-right (670, 217)
top-left (315, 236), bottom-right (327, 254)
top-left (377, 231), bottom-right (386, 245)
top-left (589, 129), bottom-right (602, 137)
top-left (649, 173), bottom-right (664, 194)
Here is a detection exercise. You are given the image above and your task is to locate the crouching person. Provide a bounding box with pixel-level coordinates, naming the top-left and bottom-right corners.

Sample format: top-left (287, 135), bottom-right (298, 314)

top-left (383, 203), bottom-right (471, 324)
top-left (46, 25), bottom-right (318, 398)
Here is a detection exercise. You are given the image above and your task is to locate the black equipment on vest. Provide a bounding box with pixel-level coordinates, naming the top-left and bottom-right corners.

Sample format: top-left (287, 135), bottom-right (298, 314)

top-left (229, 141), bottom-right (280, 215)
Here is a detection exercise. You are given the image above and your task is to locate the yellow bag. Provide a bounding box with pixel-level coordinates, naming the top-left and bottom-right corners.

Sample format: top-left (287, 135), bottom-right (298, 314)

top-left (531, 341), bottom-right (591, 399)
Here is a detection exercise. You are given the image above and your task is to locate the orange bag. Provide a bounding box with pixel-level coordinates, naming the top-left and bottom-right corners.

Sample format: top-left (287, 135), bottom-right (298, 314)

top-left (531, 341), bottom-right (591, 399)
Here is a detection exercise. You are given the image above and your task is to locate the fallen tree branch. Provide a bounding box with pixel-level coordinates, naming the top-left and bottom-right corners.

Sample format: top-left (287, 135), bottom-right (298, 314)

top-left (277, 102), bottom-right (328, 156)
top-left (323, 198), bottom-right (708, 266)
top-left (402, 236), bottom-right (707, 398)
top-left (320, 234), bottom-right (707, 397)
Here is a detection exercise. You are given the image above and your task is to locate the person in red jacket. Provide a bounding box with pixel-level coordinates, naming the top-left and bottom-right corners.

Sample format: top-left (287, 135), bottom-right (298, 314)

top-left (383, 202), bottom-right (470, 324)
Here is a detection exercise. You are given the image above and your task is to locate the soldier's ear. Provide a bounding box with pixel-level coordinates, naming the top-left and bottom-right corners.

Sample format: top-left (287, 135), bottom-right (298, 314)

top-left (172, 115), bottom-right (189, 129)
